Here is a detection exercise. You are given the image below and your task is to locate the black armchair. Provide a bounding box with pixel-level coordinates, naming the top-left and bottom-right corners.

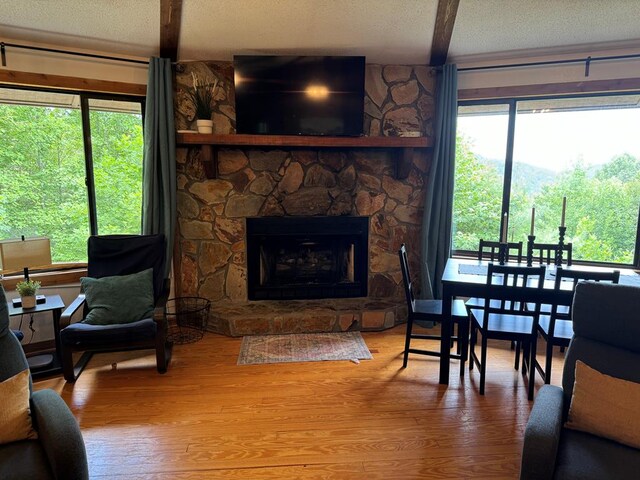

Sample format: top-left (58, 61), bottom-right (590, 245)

top-left (0, 285), bottom-right (89, 480)
top-left (59, 234), bottom-right (172, 382)
top-left (521, 282), bottom-right (640, 479)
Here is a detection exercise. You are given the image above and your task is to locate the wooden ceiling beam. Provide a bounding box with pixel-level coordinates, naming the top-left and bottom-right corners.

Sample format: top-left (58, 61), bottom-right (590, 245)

top-left (430, 0), bottom-right (460, 66)
top-left (160, 0), bottom-right (183, 62)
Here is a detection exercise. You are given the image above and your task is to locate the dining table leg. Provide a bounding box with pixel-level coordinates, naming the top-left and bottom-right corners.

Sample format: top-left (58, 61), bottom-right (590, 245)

top-left (440, 284), bottom-right (453, 385)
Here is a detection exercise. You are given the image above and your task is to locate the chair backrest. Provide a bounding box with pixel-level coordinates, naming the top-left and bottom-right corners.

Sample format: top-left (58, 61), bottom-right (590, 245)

top-left (398, 244), bottom-right (416, 315)
top-left (478, 239), bottom-right (523, 263)
top-left (481, 263), bottom-right (546, 317)
top-left (551, 266), bottom-right (620, 317)
top-left (562, 282), bottom-right (640, 417)
top-left (0, 285), bottom-right (30, 386)
top-left (529, 242), bottom-right (573, 266)
top-left (87, 234), bottom-right (166, 301)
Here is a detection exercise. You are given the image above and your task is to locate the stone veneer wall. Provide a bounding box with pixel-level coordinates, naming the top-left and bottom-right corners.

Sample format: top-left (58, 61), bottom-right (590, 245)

top-left (174, 61), bottom-right (436, 336)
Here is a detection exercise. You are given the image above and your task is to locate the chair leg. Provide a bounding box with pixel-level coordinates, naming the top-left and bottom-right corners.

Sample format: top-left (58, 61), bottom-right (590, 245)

top-left (156, 330), bottom-right (173, 374)
top-left (479, 333), bottom-right (488, 395)
top-left (402, 316), bottom-right (414, 368)
top-left (514, 341), bottom-right (521, 371)
top-left (469, 320), bottom-right (477, 371)
top-left (544, 340), bottom-right (554, 385)
top-left (528, 340), bottom-right (536, 400)
top-left (522, 342), bottom-right (530, 375)
top-left (459, 319), bottom-right (469, 377)
top-left (61, 344), bottom-right (77, 382)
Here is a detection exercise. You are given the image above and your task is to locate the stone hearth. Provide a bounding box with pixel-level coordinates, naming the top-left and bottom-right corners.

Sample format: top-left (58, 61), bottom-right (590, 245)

top-left (174, 61), bottom-right (436, 335)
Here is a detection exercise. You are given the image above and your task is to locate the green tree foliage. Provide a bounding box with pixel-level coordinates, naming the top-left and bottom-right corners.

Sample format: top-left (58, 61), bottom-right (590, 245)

top-left (0, 103), bottom-right (143, 263)
top-left (452, 135), bottom-right (503, 250)
top-left (454, 137), bottom-right (639, 264)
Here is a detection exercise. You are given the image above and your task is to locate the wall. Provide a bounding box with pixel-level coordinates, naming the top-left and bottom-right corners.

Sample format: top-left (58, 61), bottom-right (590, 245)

top-left (0, 37), bottom-right (149, 85)
top-left (454, 42), bottom-right (640, 91)
top-left (174, 61), bottom-right (436, 335)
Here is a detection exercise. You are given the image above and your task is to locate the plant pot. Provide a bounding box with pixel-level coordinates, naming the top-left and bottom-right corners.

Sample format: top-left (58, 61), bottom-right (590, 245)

top-left (21, 295), bottom-right (36, 309)
top-left (196, 119), bottom-right (214, 134)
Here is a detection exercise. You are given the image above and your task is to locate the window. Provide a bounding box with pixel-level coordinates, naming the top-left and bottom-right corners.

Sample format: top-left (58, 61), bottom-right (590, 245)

top-left (0, 87), bottom-right (144, 264)
top-left (453, 93), bottom-right (640, 267)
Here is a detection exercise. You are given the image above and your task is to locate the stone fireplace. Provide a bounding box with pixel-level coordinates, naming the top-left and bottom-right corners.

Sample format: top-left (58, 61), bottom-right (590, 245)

top-left (173, 61), bottom-right (436, 336)
top-left (246, 216), bottom-right (369, 300)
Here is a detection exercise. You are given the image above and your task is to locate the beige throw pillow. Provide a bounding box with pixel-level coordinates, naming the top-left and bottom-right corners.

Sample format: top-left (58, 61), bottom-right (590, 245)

top-left (566, 360), bottom-right (640, 449)
top-left (0, 369), bottom-right (38, 445)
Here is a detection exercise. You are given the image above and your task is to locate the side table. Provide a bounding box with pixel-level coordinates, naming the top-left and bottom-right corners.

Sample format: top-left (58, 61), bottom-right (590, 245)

top-left (8, 294), bottom-right (65, 379)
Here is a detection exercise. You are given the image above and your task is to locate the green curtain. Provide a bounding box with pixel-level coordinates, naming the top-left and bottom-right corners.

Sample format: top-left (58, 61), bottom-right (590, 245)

top-left (142, 57), bottom-right (176, 277)
top-left (420, 64), bottom-right (458, 299)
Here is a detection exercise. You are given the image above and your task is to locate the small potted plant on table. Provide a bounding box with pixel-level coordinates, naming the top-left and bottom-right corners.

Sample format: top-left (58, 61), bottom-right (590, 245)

top-left (189, 73), bottom-right (218, 134)
top-left (16, 279), bottom-right (41, 309)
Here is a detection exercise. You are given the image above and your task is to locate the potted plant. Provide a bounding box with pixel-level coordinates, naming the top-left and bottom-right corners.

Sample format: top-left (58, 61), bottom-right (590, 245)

top-left (16, 279), bottom-right (41, 309)
top-left (189, 73), bottom-right (218, 134)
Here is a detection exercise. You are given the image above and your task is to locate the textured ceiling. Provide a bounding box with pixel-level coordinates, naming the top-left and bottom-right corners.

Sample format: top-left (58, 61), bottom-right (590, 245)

top-left (179, 0), bottom-right (437, 64)
top-left (449, 0), bottom-right (640, 60)
top-left (1, 0), bottom-right (640, 65)
top-left (0, 0), bottom-right (159, 57)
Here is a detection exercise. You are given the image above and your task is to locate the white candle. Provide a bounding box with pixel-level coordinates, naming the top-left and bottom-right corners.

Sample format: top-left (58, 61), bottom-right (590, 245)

top-left (501, 212), bottom-right (508, 243)
top-left (561, 197), bottom-right (567, 227)
top-left (530, 207), bottom-right (535, 236)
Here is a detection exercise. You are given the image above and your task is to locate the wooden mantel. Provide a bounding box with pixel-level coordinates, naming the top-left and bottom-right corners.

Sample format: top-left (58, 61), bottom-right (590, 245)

top-left (175, 133), bottom-right (432, 179)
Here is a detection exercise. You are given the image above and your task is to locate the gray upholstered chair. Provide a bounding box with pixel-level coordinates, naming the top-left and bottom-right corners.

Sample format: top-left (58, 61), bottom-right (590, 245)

top-left (0, 285), bottom-right (89, 480)
top-left (520, 282), bottom-right (640, 480)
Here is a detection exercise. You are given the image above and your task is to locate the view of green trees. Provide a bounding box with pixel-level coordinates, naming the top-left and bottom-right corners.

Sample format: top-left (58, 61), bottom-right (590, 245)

top-left (453, 135), bottom-right (640, 264)
top-left (0, 102), bottom-right (143, 263)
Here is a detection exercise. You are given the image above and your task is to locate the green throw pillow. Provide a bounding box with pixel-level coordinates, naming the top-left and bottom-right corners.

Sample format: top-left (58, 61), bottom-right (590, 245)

top-left (81, 269), bottom-right (155, 325)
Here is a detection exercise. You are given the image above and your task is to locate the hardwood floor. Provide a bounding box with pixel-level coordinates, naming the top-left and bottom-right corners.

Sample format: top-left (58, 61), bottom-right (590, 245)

top-left (35, 325), bottom-right (564, 479)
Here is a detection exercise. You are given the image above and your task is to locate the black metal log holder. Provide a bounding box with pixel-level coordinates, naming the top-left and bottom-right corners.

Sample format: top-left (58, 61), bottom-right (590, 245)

top-left (556, 226), bottom-right (567, 266)
top-left (526, 235), bottom-right (536, 267)
top-left (498, 242), bottom-right (508, 265)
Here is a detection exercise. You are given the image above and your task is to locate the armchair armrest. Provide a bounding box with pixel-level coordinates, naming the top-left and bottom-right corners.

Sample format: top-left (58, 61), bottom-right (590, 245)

top-left (60, 294), bottom-right (86, 329)
top-left (153, 278), bottom-right (170, 323)
top-left (31, 389), bottom-right (89, 480)
top-left (520, 385), bottom-right (564, 480)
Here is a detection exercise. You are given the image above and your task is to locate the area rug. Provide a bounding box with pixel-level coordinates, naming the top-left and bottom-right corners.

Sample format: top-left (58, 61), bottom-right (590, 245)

top-left (237, 332), bottom-right (373, 365)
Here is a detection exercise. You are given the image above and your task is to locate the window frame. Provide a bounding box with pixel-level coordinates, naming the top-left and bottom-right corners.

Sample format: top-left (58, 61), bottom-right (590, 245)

top-left (453, 91), bottom-right (640, 269)
top-left (0, 83), bottom-right (146, 272)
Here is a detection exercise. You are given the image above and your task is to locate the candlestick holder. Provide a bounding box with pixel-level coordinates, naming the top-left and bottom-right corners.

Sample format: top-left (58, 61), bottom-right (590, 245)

top-left (526, 235), bottom-right (536, 267)
top-left (498, 242), bottom-right (508, 265)
top-left (556, 226), bottom-right (567, 266)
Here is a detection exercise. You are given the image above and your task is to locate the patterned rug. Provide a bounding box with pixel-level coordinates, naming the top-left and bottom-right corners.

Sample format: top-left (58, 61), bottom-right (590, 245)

top-left (237, 332), bottom-right (373, 365)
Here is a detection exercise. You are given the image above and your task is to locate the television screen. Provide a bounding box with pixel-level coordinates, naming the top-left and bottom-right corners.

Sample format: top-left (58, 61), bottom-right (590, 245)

top-left (233, 55), bottom-right (365, 136)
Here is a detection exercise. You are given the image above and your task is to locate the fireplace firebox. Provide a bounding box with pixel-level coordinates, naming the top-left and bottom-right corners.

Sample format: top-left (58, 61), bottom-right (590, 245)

top-left (246, 216), bottom-right (369, 300)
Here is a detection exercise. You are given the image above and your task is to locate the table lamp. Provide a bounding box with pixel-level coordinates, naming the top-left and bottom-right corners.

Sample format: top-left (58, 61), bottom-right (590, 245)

top-left (1, 236), bottom-right (54, 368)
top-left (0, 236), bottom-right (52, 306)
top-left (0, 236), bottom-right (52, 280)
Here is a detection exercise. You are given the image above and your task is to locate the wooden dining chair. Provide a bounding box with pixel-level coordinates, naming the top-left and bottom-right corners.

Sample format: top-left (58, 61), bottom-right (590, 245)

top-left (527, 242), bottom-right (573, 266)
top-left (534, 267), bottom-right (620, 384)
top-left (467, 263), bottom-right (546, 400)
top-left (478, 239), bottom-right (523, 263)
top-left (398, 244), bottom-right (469, 376)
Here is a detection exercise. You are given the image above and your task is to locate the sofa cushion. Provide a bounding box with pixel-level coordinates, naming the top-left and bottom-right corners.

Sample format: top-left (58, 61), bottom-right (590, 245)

top-left (554, 428), bottom-right (640, 480)
top-left (566, 360), bottom-right (640, 449)
top-left (0, 369), bottom-right (37, 445)
top-left (81, 268), bottom-right (154, 325)
top-left (0, 440), bottom-right (52, 480)
top-left (60, 318), bottom-right (157, 346)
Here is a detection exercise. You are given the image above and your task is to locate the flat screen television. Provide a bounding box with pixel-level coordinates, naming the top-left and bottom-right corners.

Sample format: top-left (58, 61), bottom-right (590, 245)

top-left (233, 55), bottom-right (365, 137)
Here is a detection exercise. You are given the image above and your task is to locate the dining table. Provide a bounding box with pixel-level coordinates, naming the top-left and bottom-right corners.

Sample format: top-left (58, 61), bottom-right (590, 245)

top-left (437, 257), bottom-right (640, 385)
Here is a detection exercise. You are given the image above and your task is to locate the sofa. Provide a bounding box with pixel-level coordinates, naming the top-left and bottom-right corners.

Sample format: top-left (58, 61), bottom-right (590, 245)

top-left (0, 285), bottom-right (89, 480)
top-left (520, 281), bottom-right (640, 479)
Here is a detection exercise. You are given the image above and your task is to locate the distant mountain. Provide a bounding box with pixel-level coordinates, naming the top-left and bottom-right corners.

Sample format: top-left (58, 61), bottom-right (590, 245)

top-left (478, 157), bottom-right (557, 194)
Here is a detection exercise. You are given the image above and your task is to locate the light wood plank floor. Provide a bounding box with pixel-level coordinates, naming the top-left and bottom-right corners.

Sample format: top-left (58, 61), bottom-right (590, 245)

top-left (35, 325), bottom-right (564, 479)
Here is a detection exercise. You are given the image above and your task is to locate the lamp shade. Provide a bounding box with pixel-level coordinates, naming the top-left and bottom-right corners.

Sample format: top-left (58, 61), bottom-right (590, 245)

top-left (0, 237), bottom-right (52, 274)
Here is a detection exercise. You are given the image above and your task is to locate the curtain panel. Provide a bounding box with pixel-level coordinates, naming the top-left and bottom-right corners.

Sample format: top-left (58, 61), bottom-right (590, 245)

top-left (142, 57), bottom-right (177, 277)
top-left (420, 64), bottom-right (458, 299)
